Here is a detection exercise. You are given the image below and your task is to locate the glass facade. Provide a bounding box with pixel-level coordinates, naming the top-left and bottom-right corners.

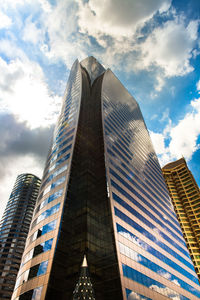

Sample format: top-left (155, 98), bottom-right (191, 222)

top-left (12, 57), bottom-right (200, 300)
top-left (162, 158), bottom-right (200, 281)
top-left (101, 70), bottom-right (200, 299)
top-left (0, 173), bottom-right (41, 299)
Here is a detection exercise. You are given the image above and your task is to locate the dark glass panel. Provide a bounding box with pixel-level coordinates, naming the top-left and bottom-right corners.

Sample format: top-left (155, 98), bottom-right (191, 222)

top-left (45, 64), bottom-right (122, 300)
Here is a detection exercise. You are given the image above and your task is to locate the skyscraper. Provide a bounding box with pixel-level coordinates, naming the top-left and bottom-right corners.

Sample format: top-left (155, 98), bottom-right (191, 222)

top-left (162, 158), bottom-right (200, 281)
top-left (0, 173), bottom-right (41, 299)
top-left (12, 57), bottom-right (200, 300)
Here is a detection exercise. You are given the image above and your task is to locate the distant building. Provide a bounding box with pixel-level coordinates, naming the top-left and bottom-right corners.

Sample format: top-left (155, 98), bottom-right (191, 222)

top-left (12, 57), bottom-right (200, 299)
top-left (162, 158), bottom-right (200, 281)
top-left (0, 173), bottom-right (41, 299)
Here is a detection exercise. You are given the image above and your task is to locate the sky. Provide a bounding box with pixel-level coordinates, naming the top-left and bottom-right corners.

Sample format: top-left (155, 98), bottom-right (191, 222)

top-left (0, 0), bottom-right (200, 219)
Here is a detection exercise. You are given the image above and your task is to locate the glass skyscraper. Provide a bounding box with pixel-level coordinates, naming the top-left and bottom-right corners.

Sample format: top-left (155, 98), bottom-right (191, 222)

top-left (0, 173), bottom-right (41, 299)
top-left (12, 57), bottom-right (200, 300)
top-left (162, 158), bottom-right (200, 281)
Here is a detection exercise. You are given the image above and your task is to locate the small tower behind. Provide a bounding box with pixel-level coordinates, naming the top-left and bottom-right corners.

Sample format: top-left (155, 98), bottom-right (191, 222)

top-left (73, 255), bottom-right (95, 300)
top-left (0, 173), bottom-right (41, 299)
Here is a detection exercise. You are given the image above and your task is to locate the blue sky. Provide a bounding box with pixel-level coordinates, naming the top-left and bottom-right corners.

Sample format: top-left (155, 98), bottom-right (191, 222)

top-left (0, 0), bottom-right (199, 217)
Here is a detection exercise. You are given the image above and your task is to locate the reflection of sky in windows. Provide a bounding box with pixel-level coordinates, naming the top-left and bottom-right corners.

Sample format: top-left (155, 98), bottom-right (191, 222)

top-left (29, 219), bottom-right (57, 244)
top-left (116, 224), bottom-right (199, 286)
top-left (51, 176), bottom-right (66, 189)
top-left (23, 238), bottom-right (53, 266)
top-left (47, 153), bottom-right (71, 176)
top-left (43, 175), bottom-right (66, 196)
top-left (52, 135), bottom-right (73, 156)
top-left (42, 219), bottom-right (57, 235)
top-left (103, 98), bottom-right (174, 206)
top-left (105, 111), bottom-right (169, 183)
top-left (110, 167), bottom-right (180, 231)
top-left (119, 241), bottom-right (200, 298)
top-left (36, 188), bottom-right (63, 213)
top-left (37, 260), bottom-right (48, 276)
top-left (115, 207), bottom-right (196, 276)
top-left (42, 238), bottom-right (53, 252)
top-left (35, 203), bottom-right (60, 226)
top-left (52, 127), bottom-right (75, 150)
top-left (122, 264), bottom-right (189, 300)
top-left (108, 145), bottom-right (173, 213)
top-left (46, 164), bottom-right (68, 185)
top-left (50, 137), bottom-right (73, 166)
top-left (109, 156), bottom-right (181, 229)
top-left (32, 286), bottom-right (43, 300)
top-left (50, 145), bottom-right (72, 165)
top-left (52, 60), bottom-right (81, 144)
top-left (126, 288), bottom-right (151, 300)
top-left (113, 190), bottom-right (185, 248)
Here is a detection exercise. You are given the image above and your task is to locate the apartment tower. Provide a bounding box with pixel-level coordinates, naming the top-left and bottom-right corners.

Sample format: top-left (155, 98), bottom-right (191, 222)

top-left (12, 57), bottom-right (200, 300)
top-left (0, 173), bottom-right (41, 299)
top-left (162, 158), bottom-right (200, 281)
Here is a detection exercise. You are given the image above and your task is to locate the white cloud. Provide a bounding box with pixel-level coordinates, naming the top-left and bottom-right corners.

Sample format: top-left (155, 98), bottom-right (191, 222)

top-left (0, 56), bottom-right (61, 128)
top-left (128, 291), bottom-right (147, 300)
top-left (1, 0), bottom-right (198, 94)
top-left (0, 10), bottom-right (12, 29)
top-left (157, 270), bottom-right (171, 280)
top-left (74, 0), bottom-right (199, 93)
top-left (196, 79), bottom-right (200, 93)
top-left (135, 18), bottom-right (199, 77)
top-left (118, 230), bottom-right (149, 251)
top-left (76, 0), bottom-right (171, 38)
top-left (0, 39), bottom-right (27, 60)
top-left (22, 17), bottom-right (44, 44)
top-left (37, 0), bottom-right (88, 67)
top-left (169, 106), bottom-right (200, 159)
top-left (150, 131), bottom-right (166, 155)
top-left (150, 98), bottom-right (200, 166)
top-left (160, 108), bottom-right (170, 122)
top-left (150, 284), bottom-right (180, 299)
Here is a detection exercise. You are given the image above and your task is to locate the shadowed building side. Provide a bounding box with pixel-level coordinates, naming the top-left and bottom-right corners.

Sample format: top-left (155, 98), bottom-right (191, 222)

top-left (45, 63), bottom-right (122, 300)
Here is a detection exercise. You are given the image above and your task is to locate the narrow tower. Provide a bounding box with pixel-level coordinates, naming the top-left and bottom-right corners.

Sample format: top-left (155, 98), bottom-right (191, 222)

top-left (12, 58), bottom-right (200, 300)
top-left (0, 173), bottom-right (41, 299)
top-left (162, 158), bottom-right (200, 280)
top-left (72, 255), bottom-right (95, 300)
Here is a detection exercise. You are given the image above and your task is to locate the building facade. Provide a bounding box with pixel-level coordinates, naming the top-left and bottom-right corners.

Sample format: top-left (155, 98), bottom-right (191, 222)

top-left (0, 173), bottom-right (41, 299)
top-left (12, 57), bottom-right (200, 300)
top-left (162, 158), bottom-right (200, 281)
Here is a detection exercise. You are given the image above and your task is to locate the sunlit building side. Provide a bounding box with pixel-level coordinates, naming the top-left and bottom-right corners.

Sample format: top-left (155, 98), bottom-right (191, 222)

top-left (162, 158), bottom-right (200, 281)
top-left (12, 57), bottom-right (200, 300)
top-left (0, 173), bottom-right (41, 299)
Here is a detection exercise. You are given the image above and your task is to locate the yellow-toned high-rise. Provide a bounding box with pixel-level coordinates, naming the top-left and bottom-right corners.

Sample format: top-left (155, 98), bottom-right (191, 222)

top-left (162, 158), bottom-right (200, 281)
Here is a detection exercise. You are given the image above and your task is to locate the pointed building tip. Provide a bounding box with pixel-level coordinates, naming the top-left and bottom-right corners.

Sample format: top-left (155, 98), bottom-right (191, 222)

top-left (80, 56), bottom-right (97, 63)
top-left (82, 255), bottom-right (88, 267)
top-left (80, 56), bottom-right (106, 85)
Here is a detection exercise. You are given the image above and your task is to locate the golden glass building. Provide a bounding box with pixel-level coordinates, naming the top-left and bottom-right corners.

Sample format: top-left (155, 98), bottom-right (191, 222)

top-left (12, 58), bottom-right (200, 300)
top-left (162, 158), bottom-right (200, 281)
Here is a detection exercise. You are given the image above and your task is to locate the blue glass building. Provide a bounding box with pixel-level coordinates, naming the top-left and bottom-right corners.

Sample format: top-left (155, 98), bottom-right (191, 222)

top-left (12, 57), bottom-right (200, 300)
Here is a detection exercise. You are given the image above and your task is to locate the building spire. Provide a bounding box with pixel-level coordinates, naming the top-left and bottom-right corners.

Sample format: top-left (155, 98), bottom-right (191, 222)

top-left (72, 255), bottom-right (95, 300)
top-left (82, 254), bottom-right (88, 267)
top-left (80, 56), bottom-right (105, 85)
